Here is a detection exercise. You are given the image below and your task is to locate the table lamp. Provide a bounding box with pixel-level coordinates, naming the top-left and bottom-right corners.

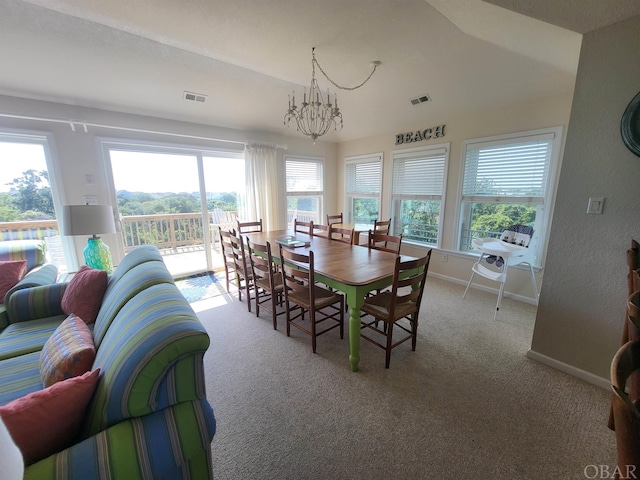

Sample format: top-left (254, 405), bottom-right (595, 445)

top-left (62, 205), bottom-right (116, 273)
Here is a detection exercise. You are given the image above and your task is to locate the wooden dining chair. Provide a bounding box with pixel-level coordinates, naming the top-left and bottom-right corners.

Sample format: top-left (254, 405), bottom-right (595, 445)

top-left (326, 213), bottom-right (343, 226)
top-left (373, 218), bottom-right (391, 235)
top-left (294, 219), bottom-right (314, 235)
top-left (229, 231), bottom-right (253, 311)
top-left (368, 230), bottom-right (402, 255)
top-left (279, 244), bottom-right (344, 353)
top-left (312, 223), bottom-right (329, 238)
top-left (237, 219), bottom-right (263, 234)
top-left (247, 239), bottom-right (284, 330)
top-left (610, 340), bottom-right (640, 477)
top-left (329, 225), bottom-right (353, 245)
top-left (360, 249), bottom-right (432, 368)
top-left (218, 228), bottom-right (237, 292)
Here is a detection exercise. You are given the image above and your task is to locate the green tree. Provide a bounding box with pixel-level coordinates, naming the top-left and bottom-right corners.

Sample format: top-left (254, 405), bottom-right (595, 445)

top-left (6, 169), bottom-right (55, 219)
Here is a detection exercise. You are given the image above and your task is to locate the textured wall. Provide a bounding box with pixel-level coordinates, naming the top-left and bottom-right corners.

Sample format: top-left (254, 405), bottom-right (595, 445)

top-left (531, 15), bottom-right (640, 380)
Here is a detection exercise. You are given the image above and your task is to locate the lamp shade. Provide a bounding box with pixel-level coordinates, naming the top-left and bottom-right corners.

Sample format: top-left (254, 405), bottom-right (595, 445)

top-left (62, 205), bottom-right (116, 236)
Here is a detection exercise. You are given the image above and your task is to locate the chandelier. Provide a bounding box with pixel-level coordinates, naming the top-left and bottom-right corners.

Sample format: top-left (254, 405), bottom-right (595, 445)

top-left (284, 47), bottom-right (381, 143)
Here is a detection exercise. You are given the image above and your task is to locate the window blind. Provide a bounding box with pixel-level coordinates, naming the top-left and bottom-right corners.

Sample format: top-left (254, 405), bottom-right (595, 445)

top-left (345, 157), bottom-right (381, 195)
top-left (462, 135), bottom-right (553, 198)
top-left (286, 158), bottom-right (323, 193)
top-left (392, 147), bottom-right (446, 198)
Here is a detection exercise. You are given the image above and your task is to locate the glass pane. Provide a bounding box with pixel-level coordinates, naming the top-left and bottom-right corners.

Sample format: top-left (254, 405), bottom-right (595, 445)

top-left (393, 199), bottom-right (440, 245)
top-left (352, 198), bottom-right (379, 224)
top-left (0, 141), bottom-right (66, 272)
top-left (458, 202), bottom-right (538, 252)
top-left (287, 196), bottom-right (321, 228)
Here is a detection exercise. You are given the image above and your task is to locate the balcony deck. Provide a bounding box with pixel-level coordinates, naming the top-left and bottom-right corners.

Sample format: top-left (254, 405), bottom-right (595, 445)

top-left (158, 242), bottom-right (224, 279)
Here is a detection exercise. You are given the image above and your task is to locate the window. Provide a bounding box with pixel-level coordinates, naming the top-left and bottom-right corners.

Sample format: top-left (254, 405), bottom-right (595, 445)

top-left (457, 127), bottom-right (563, 267)
top-left (0, 132), bottom-right (67, 272)
top-left (345, 153), bottom-right (382, 224)
top-left (285, 156), bottom-right (324, 228)
top-left (391, 144), bottom-right (449, 247)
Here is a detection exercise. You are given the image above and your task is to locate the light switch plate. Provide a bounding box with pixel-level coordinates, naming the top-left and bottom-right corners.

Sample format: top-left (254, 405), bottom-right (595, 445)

top-left (587, 197), bottom-right (604, 215)
top-left (84, 195), bottom-right (97, 205)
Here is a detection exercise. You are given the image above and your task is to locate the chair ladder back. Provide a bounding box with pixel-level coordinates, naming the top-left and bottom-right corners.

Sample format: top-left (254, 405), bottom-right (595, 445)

top-left (326, 213), bottom-right (343, 225)
top-left (237, 219), bottom-right (263, 234)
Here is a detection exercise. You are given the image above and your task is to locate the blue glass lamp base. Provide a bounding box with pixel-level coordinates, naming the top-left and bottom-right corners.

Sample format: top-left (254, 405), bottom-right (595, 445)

top-left (83, 237), bottom-right (113, 273)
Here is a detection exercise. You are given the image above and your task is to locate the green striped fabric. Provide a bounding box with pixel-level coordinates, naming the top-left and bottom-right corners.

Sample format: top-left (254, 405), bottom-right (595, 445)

top-left (82, 282), bottom-right (210, 437)
top-left (0, 316), bottom-right (69, 361)
top-left (92, 261), bottom-right (175, 348)
top-left (0, 351), bottom-right (43, 404)
top-left (5, 282), bottom-right (67, 324)
top-left (4, 263), bottom-right (59, 305)
top-left (24, 399), bottom-right (215, 480)
top-left (106, 245), bottom-right (164, 286)
top-left (0, 239), bottom-right (46, 272)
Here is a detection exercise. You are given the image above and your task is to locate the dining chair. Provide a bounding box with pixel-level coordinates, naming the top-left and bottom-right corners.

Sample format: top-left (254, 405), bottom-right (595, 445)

top-left (247, 238), bottom-right (284, 330)
top-left (610, 340), bottom-right (640, 477)
top-left (279, 244), bottom-right (344, 353)
top-left (329, 225), bottom-right (353, 245)
top-left (218, 228), bottom-right (237, 292)
top-left (229, 231), bottom-right (253, 311)
top-left (368, 230), bottom-right (402, 255)
top-left (237, 219), bottom-right (263, 234)
top-left (360, 249), bottom-right (432, 368)
top-left (373, 218), bottom-right (391, 235)
top-left (326, 213), bottom-right (343, 226)
top-left (294, 219), bottom-right (314, 236)
top-left (312, 223), bottom-right (329, 238)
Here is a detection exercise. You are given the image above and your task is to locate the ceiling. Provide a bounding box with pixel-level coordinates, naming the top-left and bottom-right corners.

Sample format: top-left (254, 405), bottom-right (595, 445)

top-left (1, 0), bottom-right (639, 143)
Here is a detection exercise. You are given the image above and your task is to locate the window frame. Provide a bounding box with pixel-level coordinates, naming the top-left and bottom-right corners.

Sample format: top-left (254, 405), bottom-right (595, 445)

top-left (344, 152), bottom-right (383, 224)
top-left (284, 155), bottom-right (324, 227)
top-left (455, 126), bottom-right (564, 268)
top-left (391, 143), bottom-right (450, 248)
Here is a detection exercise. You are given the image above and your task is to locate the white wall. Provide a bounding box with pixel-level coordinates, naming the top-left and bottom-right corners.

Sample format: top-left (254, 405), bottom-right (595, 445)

top-left (0, 95), bottom-right (338, 267)
top-left (337, 93), bottom-right (574, 303)
top-left (530, 15), bottom-right (640, 383)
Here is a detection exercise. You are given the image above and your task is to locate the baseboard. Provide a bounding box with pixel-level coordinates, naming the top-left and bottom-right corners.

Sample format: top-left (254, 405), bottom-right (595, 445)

top-left (526, 350), bottom-right (610, 390)
top-left (429, 271), bottom-right (538, 306)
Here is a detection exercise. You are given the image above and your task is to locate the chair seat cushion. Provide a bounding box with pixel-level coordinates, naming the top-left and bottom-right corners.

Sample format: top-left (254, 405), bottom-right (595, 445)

top-left (0, 316), bottom-right (68, 361)
top-left (361, 292), bottom-right (418, 322)
top-left (289, 285), bottom-right (342, 310)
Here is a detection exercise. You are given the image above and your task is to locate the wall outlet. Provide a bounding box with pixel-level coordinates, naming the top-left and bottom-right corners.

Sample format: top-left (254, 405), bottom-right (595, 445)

top-left (442, 254), bottom-right (448, 262)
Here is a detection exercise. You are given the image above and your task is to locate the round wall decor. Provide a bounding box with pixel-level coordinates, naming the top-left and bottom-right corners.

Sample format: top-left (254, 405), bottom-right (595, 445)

top-left (621, 90), bottom-right (640, 158)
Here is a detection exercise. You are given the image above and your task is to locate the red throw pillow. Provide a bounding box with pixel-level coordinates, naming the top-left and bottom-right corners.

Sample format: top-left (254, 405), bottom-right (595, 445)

top-left (61, 265), bottom-right (108, 323)
top-left (0, 260), bottom-right (27, 302)
top-left (39, 314), bottom-right (96, 388)
top-left (0, 369), bottom-right (100, 465)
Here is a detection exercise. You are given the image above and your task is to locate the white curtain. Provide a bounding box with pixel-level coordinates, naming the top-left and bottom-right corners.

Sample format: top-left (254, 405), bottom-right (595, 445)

top-left (244, 143), bottom-right (284, 230)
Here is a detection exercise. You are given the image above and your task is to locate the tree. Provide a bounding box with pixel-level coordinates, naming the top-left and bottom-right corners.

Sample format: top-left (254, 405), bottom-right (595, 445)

top-left (5, 169), bottom-right (54, 219)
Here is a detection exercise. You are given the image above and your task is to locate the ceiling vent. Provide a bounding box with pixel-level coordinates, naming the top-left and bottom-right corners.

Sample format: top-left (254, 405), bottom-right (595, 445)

top-left (410, 94), bottom-right (431, 106)
top-left (184, 91), bottom-right (207, 103)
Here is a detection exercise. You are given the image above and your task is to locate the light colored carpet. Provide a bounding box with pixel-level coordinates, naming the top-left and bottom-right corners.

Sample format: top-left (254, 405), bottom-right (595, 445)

top-left (194, 277), bottom-right (616, 480)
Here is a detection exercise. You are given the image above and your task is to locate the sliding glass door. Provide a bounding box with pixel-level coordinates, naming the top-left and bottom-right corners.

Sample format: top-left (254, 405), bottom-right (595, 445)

top-left (104, 142), bottom-right (244, 278)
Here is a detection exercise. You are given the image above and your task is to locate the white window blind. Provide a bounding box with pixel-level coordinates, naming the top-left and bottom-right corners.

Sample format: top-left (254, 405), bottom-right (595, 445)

top-left (392, 146), bottom-right (447, 199)
top-left (462, 133), bottom-right (554, 201)
top-left (345, 155), bottom-right (381, 196)
top-left (286, 158), bottom-right (323, 193)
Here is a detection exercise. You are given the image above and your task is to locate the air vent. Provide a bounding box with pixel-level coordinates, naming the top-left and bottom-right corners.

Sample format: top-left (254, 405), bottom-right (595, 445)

top-left (184, 91), bottom-right (207, 103)
top-left (410, 94), bottom-right (431, 106)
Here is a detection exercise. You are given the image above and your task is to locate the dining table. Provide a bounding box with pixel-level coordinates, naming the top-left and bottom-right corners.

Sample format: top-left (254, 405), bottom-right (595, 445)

top-left (243, 229), bottom-right (416, 372)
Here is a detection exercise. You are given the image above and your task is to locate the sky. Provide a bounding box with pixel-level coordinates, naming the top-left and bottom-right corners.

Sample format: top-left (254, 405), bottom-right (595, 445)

top-left (0, 142), bottom-right (245, 195)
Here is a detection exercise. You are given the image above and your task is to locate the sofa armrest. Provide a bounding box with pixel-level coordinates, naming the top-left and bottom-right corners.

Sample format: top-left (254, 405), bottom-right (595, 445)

top-left (3, 263), bottom-right (59, 305)
top-left (5, 282), bottom-right (68, 324)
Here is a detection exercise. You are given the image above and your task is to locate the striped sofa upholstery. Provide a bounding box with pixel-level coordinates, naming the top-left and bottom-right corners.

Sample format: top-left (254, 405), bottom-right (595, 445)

top-left (0, 246), bottom-right (216, 479)
top-left (0, 239), bottom-right (58, 331)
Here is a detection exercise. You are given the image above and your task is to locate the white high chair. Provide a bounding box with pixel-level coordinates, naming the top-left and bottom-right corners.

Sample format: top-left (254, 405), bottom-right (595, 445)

top-left (462, 229), bottom-right (538, 319)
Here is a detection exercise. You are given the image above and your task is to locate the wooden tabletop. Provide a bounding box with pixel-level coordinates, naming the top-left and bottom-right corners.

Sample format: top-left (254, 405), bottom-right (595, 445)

top-left (243, 229), bottom-right (411, 287)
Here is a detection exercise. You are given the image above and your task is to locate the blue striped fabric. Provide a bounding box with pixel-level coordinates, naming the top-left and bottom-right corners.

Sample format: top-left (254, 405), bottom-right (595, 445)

top-left (106, 245), bottom-right (164, 286)
top-left (24, 399), bottom-right (215, 479)
top-left (92, 261), bottom-right (175, 348)
top-left (4, 263), bottom-right (58, 306)
top-left (0, 239), bottom-right (46, 271)
top-left (5, 282), bottom-right (67, 325)
top-left (83, 282), bottom-right (209, 437)
top-left (0, 316), bottom-right (69, 361)
top-left (0, 351), bottom-right (43, 405)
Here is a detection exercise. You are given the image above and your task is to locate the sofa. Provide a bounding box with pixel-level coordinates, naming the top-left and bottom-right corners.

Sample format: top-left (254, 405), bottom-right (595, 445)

top-left (0, 239), bottom-right (58, 331)
top-left (0, 245), bottom-right (216, 479)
